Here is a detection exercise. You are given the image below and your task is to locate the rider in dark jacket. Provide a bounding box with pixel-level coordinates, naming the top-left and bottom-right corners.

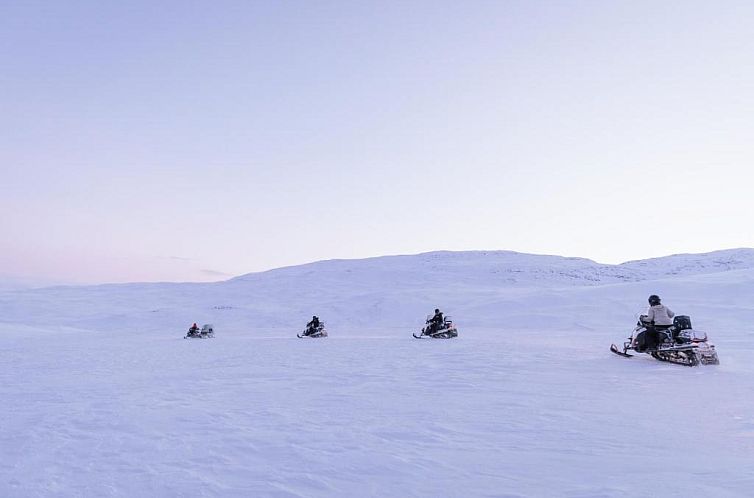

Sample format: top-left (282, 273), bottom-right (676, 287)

top-left (305, 316), bottom-right (320, 336)
top-left (428, 309), bottom-right (444, 333)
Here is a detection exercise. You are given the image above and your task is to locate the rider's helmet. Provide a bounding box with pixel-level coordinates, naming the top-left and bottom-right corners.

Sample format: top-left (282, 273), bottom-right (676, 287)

top-left (435, 308), bottom-right (440, 313)
top-left (193, 322), bottom-right (197, 327)
top-left (648, 295), bottom-right (661, 306)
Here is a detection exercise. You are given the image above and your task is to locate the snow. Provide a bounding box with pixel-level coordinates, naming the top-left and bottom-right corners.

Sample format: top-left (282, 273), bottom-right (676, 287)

top-left (2, 249), bottom-right (754, 497)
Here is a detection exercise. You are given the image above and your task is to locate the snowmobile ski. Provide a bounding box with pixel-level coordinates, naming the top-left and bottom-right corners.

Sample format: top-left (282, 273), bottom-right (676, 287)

top-left (610, 344), bottom-right (633, 357)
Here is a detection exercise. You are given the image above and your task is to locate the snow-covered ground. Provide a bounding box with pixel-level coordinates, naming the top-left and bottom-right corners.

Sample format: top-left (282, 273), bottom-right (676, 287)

top-left (2, 249), bottom-right (754, 497)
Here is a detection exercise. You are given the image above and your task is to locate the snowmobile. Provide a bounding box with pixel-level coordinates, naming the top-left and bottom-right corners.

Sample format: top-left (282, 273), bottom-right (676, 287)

top-left (297, 322), bottom-right (328, 338)
top-left (413, 315), bottom-right (458, 339)
top-left (610, 315), bottom-right (718, 366)
top-left (185, 324), bottom-right (214, 339)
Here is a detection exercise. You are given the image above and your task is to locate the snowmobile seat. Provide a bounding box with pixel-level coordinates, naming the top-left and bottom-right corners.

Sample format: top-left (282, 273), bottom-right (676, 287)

top-left (654, 325), bottom-right (675, 347)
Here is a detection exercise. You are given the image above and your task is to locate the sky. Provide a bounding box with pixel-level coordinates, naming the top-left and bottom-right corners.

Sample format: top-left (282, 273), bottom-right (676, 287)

top-left (1, 0), bottom-right (753, 285)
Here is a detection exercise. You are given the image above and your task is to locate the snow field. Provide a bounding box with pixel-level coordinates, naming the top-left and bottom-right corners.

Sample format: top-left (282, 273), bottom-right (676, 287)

top-left (3, 250), bottom-right (754, 497)
top-left (2, 325), bottom-right (753, 497)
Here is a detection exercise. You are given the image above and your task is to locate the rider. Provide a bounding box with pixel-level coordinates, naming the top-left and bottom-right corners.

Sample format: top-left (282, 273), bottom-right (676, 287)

top-left (643, 295), bottom-right (675, 349)
top-left (305, 315), bottom-right (320, 336)
top-left (188, 322), bottom-right (199, 336)
top-left (428, 308), bottom-right (444, 334)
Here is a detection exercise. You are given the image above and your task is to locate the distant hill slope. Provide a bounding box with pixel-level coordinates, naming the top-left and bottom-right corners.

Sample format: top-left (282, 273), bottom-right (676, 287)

top-left (619, 248), bottom-right (754, 277)
top-left (232, 248), bottom-right (754, 287)
top-left (1, 249), bottom-right (753, 332)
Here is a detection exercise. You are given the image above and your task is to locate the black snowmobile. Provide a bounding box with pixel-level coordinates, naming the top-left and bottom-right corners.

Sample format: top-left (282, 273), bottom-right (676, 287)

top-left (298, 321), bottom-right (328, 338)
top-left (185, 324), bottom-right (214, 339)
top-left (610, 315), bottom-right (718, 366)
top-left (413, 315), bottom-right (458, 339)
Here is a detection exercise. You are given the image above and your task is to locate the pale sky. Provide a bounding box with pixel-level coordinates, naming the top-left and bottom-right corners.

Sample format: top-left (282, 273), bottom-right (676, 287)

top-left (2, 0), bottom-right (753, 285)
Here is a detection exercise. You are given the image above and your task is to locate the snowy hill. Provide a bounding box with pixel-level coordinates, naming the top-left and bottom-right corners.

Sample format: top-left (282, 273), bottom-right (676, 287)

top-left (2, 249), bottom-right (754, 497)
top-left (2, 248), bottom-right (754, 332)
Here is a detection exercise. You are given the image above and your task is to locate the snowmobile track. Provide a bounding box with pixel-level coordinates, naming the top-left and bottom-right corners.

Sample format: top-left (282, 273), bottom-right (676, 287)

top-left (413, 332), bottom-right (457, 339)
